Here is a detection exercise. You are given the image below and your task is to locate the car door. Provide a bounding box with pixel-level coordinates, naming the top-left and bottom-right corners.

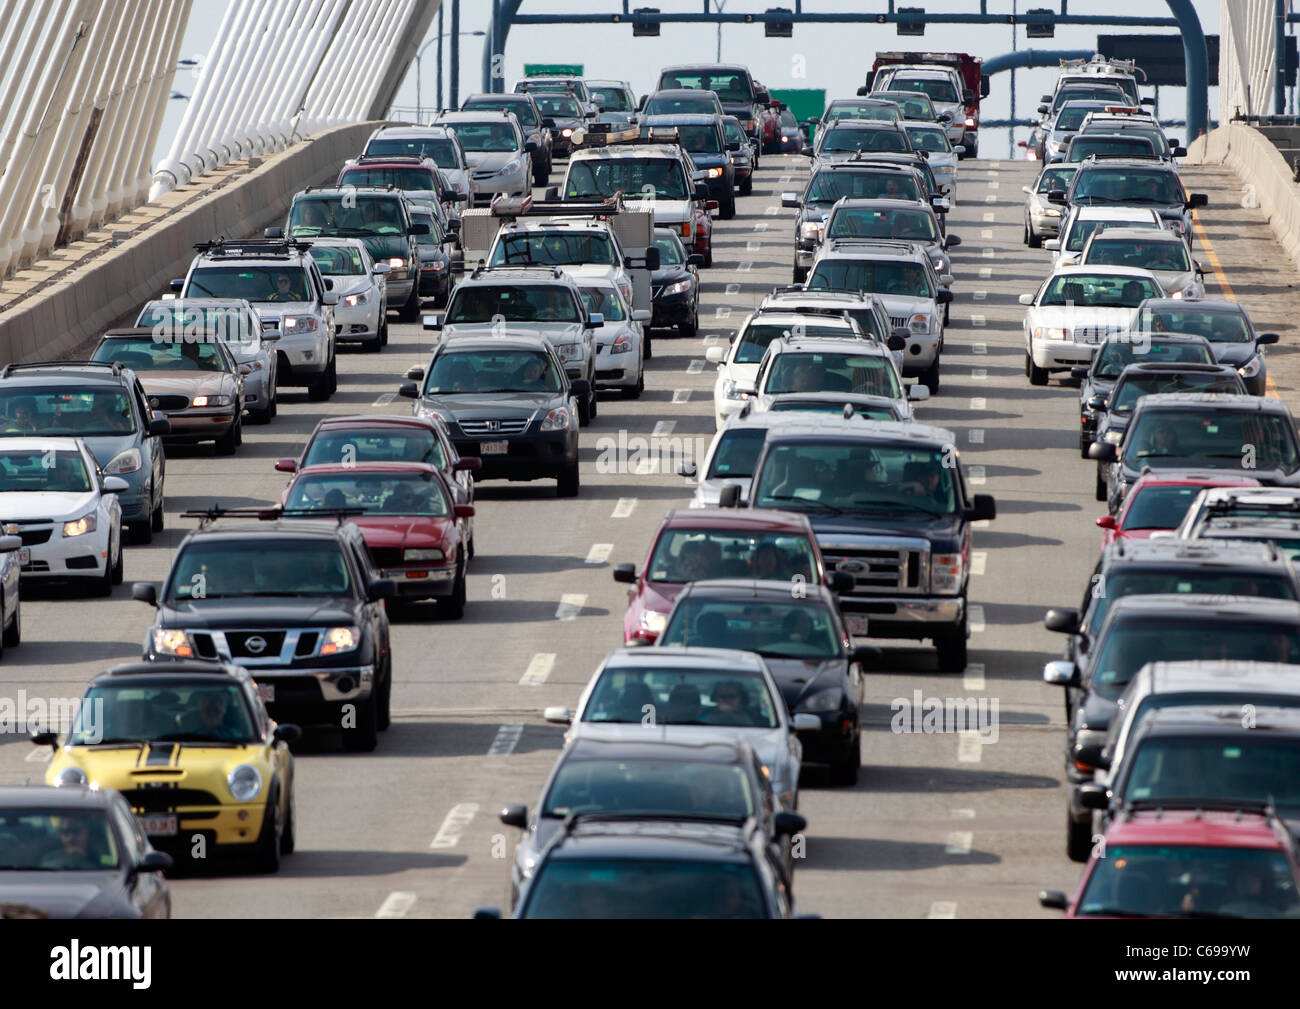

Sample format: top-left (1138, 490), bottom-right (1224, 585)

top-left (134, 379), bottom-right (163, 504)
top-left (110, 796), bottom-right (168, 918)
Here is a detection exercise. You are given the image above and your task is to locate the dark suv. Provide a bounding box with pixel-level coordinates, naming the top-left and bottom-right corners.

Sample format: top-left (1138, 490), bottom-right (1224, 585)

top-left (643, 113), bottom-right (736, 218)
top-left (1054, 155), bottom-right (1208, 243)
top-left (0, 362), bottom-right (169, 541)
top-left (655, 64), bottom-right (770, 157)
top-left (133, 512), bottom-right (394, 752)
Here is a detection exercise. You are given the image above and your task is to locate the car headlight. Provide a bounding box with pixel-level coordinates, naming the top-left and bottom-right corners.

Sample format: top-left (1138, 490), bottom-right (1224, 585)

top-left (404, 548), bottom-right (445, 562)
top-left (54, 766), bottom-right (87, 787)
top-left (799, 221), bottom-right (822, 241)
top-left (1239, 356), bottom-right (1263, 379)
top-left (153, 628), bottom-right (196, 657)
top-left (909, 313), bottom-right (931, 333)
top-left (932, 552), bottom-right (965, 594)
top-left (662, 279), bottom-right (692, 296)
top-left (1044, 208), bottom-right (1062, 218)
top-left (103, 448), bottom-right (142, 475)
top-left (387, 257), bottom-right (406, 270)
top-left (62, 513), bottom-right (96, 538)
top-left (190, 395), bottom-right (232, 408)
top-left (540, 406), bottom-right (572, 431)
top-left (798, 689), bottom-right (843, 713)
top-left (641, 611), bottom-right (667, 634)
top-left (1103, 429), bottom-right (1124, 445)
top-left (743, 118), bottom-right (756, 131)
top-left (1033, 327), bottom-right (1069, 341)
top-left (227, 764), bottom-right (262, 802)
top-left (282, 314), bottom-right (318, 332)
top-left (561, 128), bottom-right (573, 137)
top-left (421, 260), bottom-right (447, 272)
top-left (964, 116), bottom-right (976, 128)
top-left (722, 378), bottom-right (750, 400)
top-left (343, 292), bottom-right (368, 307)
top-left (555, 342), bottom-right (582, 361)
top-left (612, 334), bottom-right (632, 354)
top-left (320, 626), bottom-right (360, 655)
top-left (704, 167), bottom-right (723, 179)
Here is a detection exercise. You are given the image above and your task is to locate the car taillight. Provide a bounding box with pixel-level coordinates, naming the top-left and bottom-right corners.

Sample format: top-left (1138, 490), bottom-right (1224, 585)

top-left (680, 222), bottom-right (692, 238)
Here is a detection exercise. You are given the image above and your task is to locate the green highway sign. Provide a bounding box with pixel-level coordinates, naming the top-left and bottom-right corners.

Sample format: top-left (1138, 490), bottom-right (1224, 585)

top-left (524, 64), bottom-right (583, 77)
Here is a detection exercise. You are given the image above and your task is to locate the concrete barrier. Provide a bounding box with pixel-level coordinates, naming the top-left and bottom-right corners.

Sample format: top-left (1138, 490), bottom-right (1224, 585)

top-left (0, 121), bottom-right (382, 367)
top-left (1186, 122), bottom-right (1300, 270)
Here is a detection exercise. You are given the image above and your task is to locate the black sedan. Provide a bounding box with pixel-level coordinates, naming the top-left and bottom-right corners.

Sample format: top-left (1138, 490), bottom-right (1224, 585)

top-left (656, 578), bottom-right (871, 784)
top-left (650, 228), bottom-right (703, 344)
top-left (0, 785), bottom-right (171, 918)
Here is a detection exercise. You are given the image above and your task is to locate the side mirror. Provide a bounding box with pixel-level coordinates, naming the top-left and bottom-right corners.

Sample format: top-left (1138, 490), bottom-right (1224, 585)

top-left (137, 851), bottom-right (173, 873)
top-left (322, 292), bottom-right (339, 306)
top-left (952, 145), bottom-right (965, 155)
top-left (937, 112), bottom-right (952, 123)
top-left (961, 89), bottom-right (975, 106)
top-left (543, 706), bottom-right (572, 724)
top-left (102, 476), bottom-right (129, 495)
top-left (1022, 185), bottom-right (1033, 195)
top-left (938, 274), bottom-right (954, 288)
top-left (829, 570), bottom-right (855, 594)
top-left (1069, 365), bottom-right (1089, 380)
top-left (727, 140), bottom-right (741, 152)
top-left (1042, 660), bottom-right (1079, 687)
top-left (1258, 332), bottom-right (1281, 345)
top-left (545, 186), bottom-right (560, 201)
top-left (718, 484), bottom-right (741, 509)
top-left (238, 364), bottom-right (252, 376)
top-left (1046, 190), bottom-right (1067, 205)
top-left (1095, 514), bottom-right (1116, 530)
top-left (1044, 607), bottom-right (1080, 635)
top-left (612, 563), bottom-right (637, 584)
top-left (473, 907), bottom-right (502, 919)
top-left (936, 289), bottom-right (953, 305)
top-left (454, 456), bottom-right (482, 471)
top-left (423, 314), bottom-right (442, 331)
top-left (569, 379), bottom-right (592, 397)
top-left (398, 382), bottom-right (420, 399)
top-left (524, 139), bottom-right (537, 152)
top-left (967, 493), bottom-right (996, 522)
top-left (855, 85), bottom-right (869, 97)
top-left (499, 804), bottom-right (528, 829)
top-left (1078, 783), bottom-right (1111, 809)
top-left (687, 254), bottom-right (705, 267)
top-left (887, 334), bottom-right (907, 352)
top-left (131, 582), bottom-right (158, 606)
top-left (373, 262), bottom-right (392, 275)
top-left (0, 534), bottom-right (19, 553)
top-left (944, 234), bottom-right (961, 249)
top-left (1187, 193), bottom-right (1208, 209)
top-left (773, 811), bottom-right (807, 836)
top-left (706, 200), bottom-right (719, 212)
top-left (705, 346), bottom-right (726, 364)
top-left (695, 184), bottom-right (710, 200)
top-left (643, 246), bottom-right (661, 271)
top-left (677, 460), bottom-right (698, 478)
top-left (800, 146), bottom-right (814, 157)
top-left (979, 76), bottom-right (991, 100)
top-left (907, 384), bottom-right (930, 402)
top-left (1088, 441), bottom-right (1117, 462)
top-left (636, 94), bottom-right (647, 110)
top-left (264, 227), bottom-right (284, 239)
top-left (169, 278), bottom-right (184, 291)
top-left (441, 188), bottom-right (459, 203)
top-left (454, 505), bottom-right (476, 519)
top-left (406, 366), bottom-right (425, 381)
top-left (1037, 104), bottom-right (1049, 115)
top-left (147, 417), bottom-right (171, 436)
top-left (791, 713), bottom-right (822, 732)
top-left (1086, 394), bottom-right (1107, 411)
top-left (542, 117), bottom-right (556, 128)
top-left (1141, 97), bottom-right (1156, 107)
top-left (260, 328), bottom-right (282, 342)
top-left (631, 310), bottom-right (652, 325)
top-left (1038, 890), bottom-right (1068, 910)
top-left (273, 723), bottom-right (302, 743)
top-left (410, 222), bottom-right (431, 236)
top-left (370, 578), bottom-right (398, 600)
top-left (781, 192), bottom-right (800, 208)
top-left (31, 729), bottom-right (58, 748)
top-left (1172, 146), bottom-right (1187, 158)
top-left (1074, 746), bottom-right (1111, 774)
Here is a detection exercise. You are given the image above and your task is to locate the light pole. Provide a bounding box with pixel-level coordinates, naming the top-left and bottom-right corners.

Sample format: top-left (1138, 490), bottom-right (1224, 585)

top-left (417, 27), bottom-right (485, 119)
top-left (715, 0), bottom-right (727, 61)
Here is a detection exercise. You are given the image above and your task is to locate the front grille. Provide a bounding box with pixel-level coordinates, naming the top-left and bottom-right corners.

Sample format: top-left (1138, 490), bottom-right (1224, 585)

top-left (66, 556), bottom-right (97, 569)
top-left (22, 560), bottom-right (49, 572)
top-left (459, 418), bottom-right (530, 435)
top-left (295, 632), bottom-right (319, 657)
top-left (889, 315), bottom-right (911, 330)
top-left (13, 528), bottom-right (51, 546)
top-left (150, 394), bottom-right (189, 411)
top-left (119, 787), bottom-right (223, 812)
top-left (261, 320), bottom-right (280, 331)
top-left (193, 633), bottom-right (218, 660)
top-left (226, 630), bottom-right (285, 658)
top-left (652, 286), bottom-right (664, 298)
top-left (823, 544), bottom-right (927, 595)
top-left (369, 547), bottom-right (403, 567)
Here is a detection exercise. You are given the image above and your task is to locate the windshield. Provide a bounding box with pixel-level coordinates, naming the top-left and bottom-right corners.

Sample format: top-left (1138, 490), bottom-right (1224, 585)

top-left (736, 322), bottom-right (850, 364)
top-left (753, 442), bottom-right (958, 516)
top-left (1052, 86), bottom-right (1127, 115)
top-left (1064, 217), bottom-right (1159, 252)
top-left (673, 123), bottom-right (723, 155)
top-left (1055, 103), bottom-right (1112, 131)
top-left (523, 858), bottom-right (766, 918)
top-left (450, 121), bottom-right (519, 152)
top-left (590, 87), bottom-right (633, 111)
top-left (1139, 309), bottom-right (1252, 344)
top-left (566, 158), bottom-right (688, 200)
top-left (1072, 168), bottom-right (1184, 206)
top-left (463, 99), bottom-right (537, 127)
top-left (646, 95), bottom-right (720, 116)
top-left (1126, 736), bottom-right (1300, 812)
top-left (1084, 124), bottom-right (1168, 155)
top-left (809, 260), bottom-right (933, 298)
top-left (340, 166), bottom-right (435, 191)
top-left (308, 245), bottom-right (367, 276)
top-left (578, 285), bottom-right (626, 322)
top-left (584, 666), bottom-right (778, 728)
top-left (0, 448), bottom-right (91, 492)
top-left (1067, 136), bottom-right (1156, 162)
top-left (653, 232), bottom-right (686, 264)
top-left (286, 470), bottom-right (450, 517)
top-left (304, 429), bottom-right (444, 469)
top-left (533, 94), bottom-right (581, 118)
top-left (905, 126), bottom-right (949, 152)
top-left (1112, 371), bottom-right (1241, 413)
top-left (659, 72), bottom-right (751, 101)
top-left (288, 196), bottom-right (405, 237)
top-left (807, 170), bottom-right (921, 203)
top-left (135, 303), bottom-right (260, 350)
top-left (826, 102), bottom-right (901, 123)
top-left (365, 137), bottom-right (460, 168)
top-left (93, 337), bottom-right (227, 373)
top-left (705, 428), bottom-right (767, 480)
top-left (723, 120), bottom-right (747, 146)
top-left (1092, 337), bottom-right (1213, 378)
top-left (1086, 238), bottom-right (1190, 272)
top-left (446, 283), bottom-right (580, 323)
top-left (425, 350), bottom-right (561, 395)
top-left (1039, 273), bottom-right (1160, 307)
top-left (827, 207), bottom-right (937, 242)
top-left (71, 683), bottom-right (256, 745)
top-left (771, 400), bottom-right (895, 419)
top-left (1123, 411), bottom-right (1300, 473)
top-left (490, 232), bottom-right (616, 267)
top-left (819, 126), bottom-right (909, 153)
top-left (647, 529), bottom-right (816, 584)
top-left (881, 75), bottom-right (957, 103)
top-left (1121, 484), bottom-right (1215, 532)
top-left (187, 264), bottom-right (313, 302)
top-left (872, 93), bottom-right (933, 120)
top-left (1091, 620), bottom-right (1300, 697)
top-left (0, 389), bottom-right (136, 438)
top-left (168, 539), bottom-right (353, 600)
top-left (543, 760), bottom-right (754, 819)
top-left (1076, 843), bottom-right (1300, 919)
top-left (662, 597), bottom-right (840, 659)
top-left (1086, 570), bottom-right (1296, 636)
top-left (1037, 167), bottom-right (1077, 194)
top-left (0, 809), bottom-right (120, 871)
top-left (764, 351), bottom-right (901, 399)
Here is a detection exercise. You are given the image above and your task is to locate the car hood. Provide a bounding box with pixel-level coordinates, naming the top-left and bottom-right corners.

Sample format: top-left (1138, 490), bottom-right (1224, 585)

top-left (548, 116), bottom-right (584, 130)
top-left (441, 321), bottom-right (585, 342)
top-left (571, 721), bottom-right (791, 773)
top-left (325, 275), bottom-right (374, 296)
top-left (0, 489), bottom-right (98, 521)
top-left (1028, 306), bottom-right (1139, 333)
top-left (428, 393), bottom-right (552, 418)
top-left (1208, 343), bottom-right (1257, 367)
top-left (140, 372), bottom-right (230, 399)
top-left (723, 361), bottom-right (759, 383)
top-left (876, 293), bottom-right (934, 316)
top-left (652, 268), bottom-right (693, 286)
top-left (57, 742), bottom-right (263, 794)
top-left (467, 151), bottom-right (523, 172)
top-left (160, 597), bottom-right (362, 627)
top-left (810, 512), bottom-right (963, 540)
top-left (0, 873), bottom-right (121, 918)
top-left (762, 657), bottom-right (847, 708)
top-left (352, 516), bottom-right (453, 550)
top-left (689, 152), bottom-right (729, 169)
top-left (1077, 690), bottom-right (1119, 733)
top-left (625, 197), bottom-right (692, 225)
top-left (637, 579), bottom-right (684, 617)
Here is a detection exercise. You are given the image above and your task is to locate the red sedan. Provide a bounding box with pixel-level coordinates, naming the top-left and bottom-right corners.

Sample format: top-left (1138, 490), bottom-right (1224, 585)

top-left (612, 508), bottom-right (838, 645)
top-left (282, 462), bottom-right (473, 617)
top-left (1096, 472), bottom-right (1261, 550)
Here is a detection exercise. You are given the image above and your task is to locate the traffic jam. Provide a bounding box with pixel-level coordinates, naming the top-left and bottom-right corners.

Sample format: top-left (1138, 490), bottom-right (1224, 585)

top-left (2, 39), bottom-right (1299, 926)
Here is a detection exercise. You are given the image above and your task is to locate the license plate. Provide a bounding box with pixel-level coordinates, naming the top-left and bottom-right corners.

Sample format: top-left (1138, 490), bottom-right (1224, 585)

top-left (137, 814), bottom-right (177, 837)
top-left (257, 683), bottom-right (275, 702)
top-left (480, 441), bottom-right (508, 455)
top-left (845, 615), bottom-right (871, 637)
top-left (17, 548), bottom-right (29, 566)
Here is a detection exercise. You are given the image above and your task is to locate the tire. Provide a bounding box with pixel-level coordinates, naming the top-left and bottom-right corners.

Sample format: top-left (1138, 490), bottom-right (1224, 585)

top-left (1067, 810), bottom-right (1093, 863)
top-left (93, 549), bottom-right (114, 597)
top-left (279, 781), bottom-right (295, 854)
top-left (721, 193), bottom-right (736, 220)
top-left (557, 462), bottom-right (580, 498)
top-left (1095, 466), bottom-right (1108, 502)
top-left (643, 330), bottom-right (653, 360)
top-left (376, 659), bottom-right (392, 730)
top-left (832, 738), bottom-right (861, 786)
top-left (253, 790), bottom-right (282, 873)
top-left (679, 314), bottom-right (697, 339)
top-left (379, 318), bottom-right (389, 347)
top-left (740, 176), bottom-right (752, 196)
top-left (1027, 222), bottom-right (1043, 249)
top-left (588, 384), bottom-right (597, 421)
top-left (264, 384), bottom-right (278, 422)
top-left (215, 418), bottom-right (240, 456)
top-left (3, 592), bottom-right (19, 649)
top-left (704, 248), bottom-right (713, 269)
top-left (1080, 438), bottom-right (1092, 460)
top-left (1027, 352), bottom-right (1049, 386)
top-left (943, 301), bottom-right (951, 326)
top-left (307, 366), bottom-right (331, 401)
top-left (921, 358), bottom-right (940, 395)
top-left (328, 356), bottom-right (338, 394)
top-left (341, 697), bottom-right (378, 753)
top-left (398, 282), bottom-right (421, 322)
top-left (792, 263), bottom-right (808, 284)
top-left (935, 618), bottom-right (968, 673)
top-left (111, 532), bottom-right (123, 585)
top-left (623, 372), bottom-right (644, 399)
top-left (441, 562), bottom-right (466, 620)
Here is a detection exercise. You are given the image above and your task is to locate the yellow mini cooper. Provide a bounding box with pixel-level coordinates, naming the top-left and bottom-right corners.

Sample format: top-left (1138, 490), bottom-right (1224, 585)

top-left (34, 659), bottom-right (300, 872)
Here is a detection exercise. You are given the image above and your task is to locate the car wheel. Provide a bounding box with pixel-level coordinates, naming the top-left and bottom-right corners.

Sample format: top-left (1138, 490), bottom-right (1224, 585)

top-left (721, 193), bottom-right (736, 220)
top-left (704, 247), bottom-right (713, 269)
top-left (441, 562), bottom-right (466, 621)
top-left (215, 417), bottom-right (240, 456)
top-left (832, 737), bottom-right (861, 786)
top-left (3, 590), bottom-right (19, 649)
top-left (740, 176), bottom-right (752, 196)
top-left (328, 356), bottom-right (338, 394)
top-left (1080, 437), bottom-right (1092, 460)
top-left (921, 358), bottom-right (940, 395)
top-left (93, 550), bottom-right (114, 597)
top-left (376, 658), bottom-right (392, 730)
top-left (792, 263), bottom-right (807, 284)
top-left (557, 462), bottom-right (580, 498)
top-left (265, 384), bottom-right (278, 421)
top-left (254, 789), bottom-right (282, 873)
top-left (943, 301), bottom-right (951, 327)
top-left (111, 532), bottom-right (124, 585)
top-left (935, 621), bottom-right (967, 672)
top-left (679, 314), bottom-right (697, 339)
top-left (643, 329), bottom-right (653, 360)
top-left (1027, 222), bottom-right (1042, 249)
top-left (1095, 465), bottom-right (1108, 502)
top-left (624, 372), bottom-right (644, 399)
top-left (588, 383), bottom-right (597, 420)
top-left (1067, 810), bottom-right (1093, 863)
top-left (379, 317), bottom-right (389, 347)
top-left (279, 780), bottom-right (296, 854)
top-left (341, 697), bottom-right (378, 752)
top-left (307, 366), bottom-right (331, 401)
top-left (1027, 352), bottom-right (1049, 386)
top-left (398, 283), bottom-right (421, 322)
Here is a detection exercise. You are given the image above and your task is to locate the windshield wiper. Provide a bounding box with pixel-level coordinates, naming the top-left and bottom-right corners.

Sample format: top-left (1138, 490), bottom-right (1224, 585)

top-left (151, 733), bottom-right (246, 745)
top-left (849, 500), bottom-right (950, 518)
top-left (763, 493), bottom-right (844, 515)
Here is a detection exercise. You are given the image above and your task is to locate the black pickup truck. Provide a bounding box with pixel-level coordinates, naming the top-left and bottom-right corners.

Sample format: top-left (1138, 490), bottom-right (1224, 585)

top-left (722, 416), bottom-right (995, 671)
top-left (133, 512), bottom-right (394, 752)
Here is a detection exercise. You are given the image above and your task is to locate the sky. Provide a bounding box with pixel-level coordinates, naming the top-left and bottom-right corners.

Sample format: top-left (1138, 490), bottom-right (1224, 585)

top-left (155, 0), bottom-right (1234, 168)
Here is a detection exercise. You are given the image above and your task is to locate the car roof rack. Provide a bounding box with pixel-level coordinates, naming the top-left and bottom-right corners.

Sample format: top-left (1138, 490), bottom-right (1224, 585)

top-left (1120, 797), bottom-right (1277, 820)
top-left (350, 154), bottom-right (430, 165)
top-left (1081, 152), bottom-right (1165, 163)
top-left (571, 124), bottom-right (681, 149)
top-left (0, 360), bottom-right (123, 378)
top-left (487, 192), bottom-right (626, 219)
top-left (181, 504), bottom-right (368, 528)
top-left (194, 238), bottom-right (313, 257)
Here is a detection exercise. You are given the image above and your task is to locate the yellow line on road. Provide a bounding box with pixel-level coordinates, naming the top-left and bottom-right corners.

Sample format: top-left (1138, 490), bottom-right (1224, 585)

top-left (1192, 209), bottom-right (1279, 399)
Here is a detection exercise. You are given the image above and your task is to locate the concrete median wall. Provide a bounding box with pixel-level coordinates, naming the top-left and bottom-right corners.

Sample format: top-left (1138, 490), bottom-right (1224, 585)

top-left (1186, 122), bottom-right (1300, 270)
top-left (0, 121), bottom-right (381, 367)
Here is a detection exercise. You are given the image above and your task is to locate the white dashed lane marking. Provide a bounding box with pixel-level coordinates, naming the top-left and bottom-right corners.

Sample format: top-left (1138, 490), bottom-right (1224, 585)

top-left (372, 392), bottom-right (396, 407)
top-left (687, 359), bottom-right (705, 373)
top-left (969, 397), bottom-right (986, 409)
top-left (963, 662), bottom-right (986, 691)
top-left (585, 543), bottom-right (613, 564)
top-left (969, 429), bottom-right (984, 444)
top-left (672, 389), bottom-right (691, 403)
top-left (928, 901), bottom-right (957, 919)
top-left (430, 803), bottom-right (479, 848)
top-left (612, 498), bottom-right (637, 518)
top-left (487, 724), bottom-right (524, 755)
top-left (969, 604), bottom-right (986, 632)
top-left (555, 594), bottom-right (587, 620)
top-left (970, 551), bottom-right (987, 576)
top-left (958, 731), bottom-right (983, 763)
top-left (519, 653), bottom-right (556, 686)
top-left (945, 831), bottom-right (973, 855)
top-left (653, 420), bottom-right (676, 436)
top-left (375, 892), bottom-right (417, 918)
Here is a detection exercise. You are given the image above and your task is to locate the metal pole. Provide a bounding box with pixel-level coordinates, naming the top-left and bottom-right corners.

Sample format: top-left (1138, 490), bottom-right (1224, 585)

top-left (449, 0), bottom-right (459, 109)
top-left (1010, 0), bottom-right (1017, 159)
top-left (715, 0), bottom-right (726, 62)
top-left (1279, 0), bottom-right (1288, 114)
top-left (436, 3), bottom-right (443, 112)
top-left (416, 54), bottom-right (422, 121)
top-left (1165, 0), bottom-right (1208, 141)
